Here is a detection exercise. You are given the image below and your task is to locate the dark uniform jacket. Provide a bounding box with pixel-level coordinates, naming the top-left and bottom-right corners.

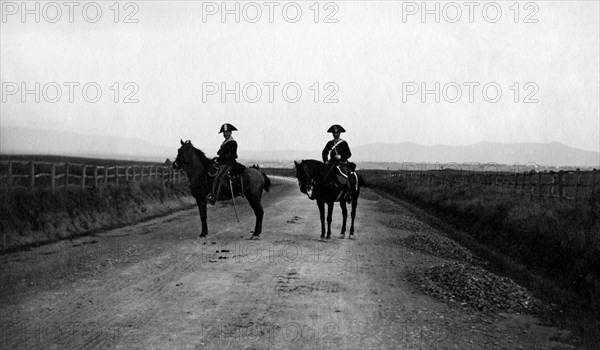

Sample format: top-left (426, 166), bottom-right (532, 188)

top-left (322, 138), bottom-right (351, 163)
top-left (217, 137), bottom-right (238, 162)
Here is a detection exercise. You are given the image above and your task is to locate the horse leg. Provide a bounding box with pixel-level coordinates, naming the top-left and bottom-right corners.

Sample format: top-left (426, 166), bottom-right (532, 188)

top-left (248, 195), bottom-right (264, 237)
top-left (326, 201), bottom-right (334, 239)
top-left (196, 197), bottom-right (208, 237)
top-left (349, 195), bottom-right (357, 238)
top-left (317, 200), bottom-right (326, 239)
top-left (339, 201), bottom-right (347, 238)
top-left (243, 170), bottom-right (266, 238)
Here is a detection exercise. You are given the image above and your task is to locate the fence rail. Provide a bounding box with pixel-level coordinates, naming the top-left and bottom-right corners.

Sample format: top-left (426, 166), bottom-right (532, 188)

top-left (368, 169), bottom-right (599, 200)
top-left (0, 161), bottom-right (186, 191)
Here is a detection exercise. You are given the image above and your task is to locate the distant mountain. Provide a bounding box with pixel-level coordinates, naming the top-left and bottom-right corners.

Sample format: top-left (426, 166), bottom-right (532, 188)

top-left (351, 142), bottom-right (599, 167)
top-left (1, 126), bottom-right (176, 162)
top-left (1, 127), bottom-right (598, 167)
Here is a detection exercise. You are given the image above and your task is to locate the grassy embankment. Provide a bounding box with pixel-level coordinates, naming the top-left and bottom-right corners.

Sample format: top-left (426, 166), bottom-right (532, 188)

top-left (0, 155), bottom-right (194, 253)
top-left (364, 172), bottom-right (600, 343)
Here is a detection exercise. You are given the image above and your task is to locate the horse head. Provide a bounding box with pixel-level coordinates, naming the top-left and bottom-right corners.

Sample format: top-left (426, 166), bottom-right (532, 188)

top-left (294, 160), bottom-right (316, 200)
top-left (173, 139), bottom-right (195, 171)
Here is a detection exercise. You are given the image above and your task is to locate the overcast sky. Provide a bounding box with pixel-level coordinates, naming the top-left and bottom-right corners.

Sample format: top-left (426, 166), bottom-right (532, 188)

top-left (1, 0), bottom-right (598, 153)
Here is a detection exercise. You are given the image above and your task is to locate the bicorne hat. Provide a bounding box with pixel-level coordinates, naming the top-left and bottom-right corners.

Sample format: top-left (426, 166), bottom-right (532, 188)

top-left (219, 123), bottom-right (238, 133)
top-left (327, 124), bottom-right (346, 133)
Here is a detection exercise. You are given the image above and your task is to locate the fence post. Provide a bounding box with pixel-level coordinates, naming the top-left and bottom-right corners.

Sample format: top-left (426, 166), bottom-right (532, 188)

top-left (65, 163), bottom-right (69, 189)
top-left (558, 171), bottom-right (564, 198)
top-left (125, 166), bottom-right (129, 182)
top-left (93, 166), bottom-right (99, 188)
top-left (593, 169), bottom-right (598, 195)
top-left (140, 166), bottom-right (144, 182)
top-left (104, 166), bottom-right (108, 186)
top-left (575, 169), bottom-right (581, 199)
top-left (529, 171), bottom-right (534, 196)
top-left (50, 163), bottom-right (56, 192)
top-left (82, 165), bottom-right (87, 189)
top-left (538, 172), bottom-right (543, 197)
top-left (550, 171), bottom-right (555, 197)
top-left (29, 161), bottom-right (35, 190)
top-left (513, 172), bottom-right (518, 194)
top-left (7, 161), bottom-right (12, 187)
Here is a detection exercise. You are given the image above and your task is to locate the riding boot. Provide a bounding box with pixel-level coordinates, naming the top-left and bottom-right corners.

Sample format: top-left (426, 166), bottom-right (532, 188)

top-left (207, 193), bottom-right (216, 205)
top-left (344, 181), bottom-right (352, 203)
top-left (207, 160), bottom-right (219, 205)
top-left (207, 173), bottom-right (221, 205)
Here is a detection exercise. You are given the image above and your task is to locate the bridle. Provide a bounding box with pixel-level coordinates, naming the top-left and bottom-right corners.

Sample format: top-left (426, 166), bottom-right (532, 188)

top-left (299, 163), bottom-right (317, 199)
top-left (173, 146), bottom-right (203, 175)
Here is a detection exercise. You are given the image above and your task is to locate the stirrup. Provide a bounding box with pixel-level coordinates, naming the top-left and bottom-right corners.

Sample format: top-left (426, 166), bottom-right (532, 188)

top-left (344, 192), bottom-right (352, 203)
top-left (207, 194), bottom-right (216, 205)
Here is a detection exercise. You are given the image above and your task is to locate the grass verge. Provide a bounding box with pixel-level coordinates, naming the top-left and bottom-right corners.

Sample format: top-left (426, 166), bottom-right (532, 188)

top-left (0, 181), bottom-right (194, 253)
top-left (366, 175), bottom-right (600, 347)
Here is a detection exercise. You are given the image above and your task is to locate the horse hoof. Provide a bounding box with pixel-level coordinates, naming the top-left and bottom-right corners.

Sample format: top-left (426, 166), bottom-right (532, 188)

top-left (349, 235), bottom-right (355, 240)
top-left (199, 233), bottom-right (207, 238)
top-left (338, 235), bottom-right (345, 239)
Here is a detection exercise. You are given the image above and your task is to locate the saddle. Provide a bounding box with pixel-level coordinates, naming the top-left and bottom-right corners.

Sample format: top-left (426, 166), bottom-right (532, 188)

top-left (333, 162), bottom-right (358, 192)
top-left (209, 161), bottom-right (246, 200)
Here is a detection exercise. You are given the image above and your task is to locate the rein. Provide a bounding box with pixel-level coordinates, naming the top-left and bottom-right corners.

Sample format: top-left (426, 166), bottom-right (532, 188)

top-left (303, 166), bottom-right (316, 187)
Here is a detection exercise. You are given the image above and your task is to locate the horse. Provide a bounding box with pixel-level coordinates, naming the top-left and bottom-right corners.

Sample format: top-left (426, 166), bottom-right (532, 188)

top-left (294, 159), bottom-right (363, 240)
top-left (173, 140), bottom-right (271, 238)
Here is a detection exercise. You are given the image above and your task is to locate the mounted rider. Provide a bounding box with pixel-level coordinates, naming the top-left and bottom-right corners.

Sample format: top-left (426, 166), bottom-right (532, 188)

top-left (322, 124), bottom-right (356, 203)
top-left (207, 123), bottom-right (242, 205)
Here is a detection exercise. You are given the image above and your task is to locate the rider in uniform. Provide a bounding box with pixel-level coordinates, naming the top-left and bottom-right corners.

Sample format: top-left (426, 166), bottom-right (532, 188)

top-left (207, 123), bottom-right (238, 205)
top-left (322, 124), bottom-right (355, 203)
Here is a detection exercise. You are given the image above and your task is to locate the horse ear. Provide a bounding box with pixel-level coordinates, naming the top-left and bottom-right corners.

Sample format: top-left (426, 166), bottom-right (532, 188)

top-left (180, 139), bottom-right (184, 145)
top-left (294, 161), bottom-right (298, 166)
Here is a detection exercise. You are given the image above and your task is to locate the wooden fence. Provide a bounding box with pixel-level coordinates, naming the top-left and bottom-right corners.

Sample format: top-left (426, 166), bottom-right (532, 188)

top-left (0, 161), bottom-right (186, 191)
top-left (374, 169), bottom-right (599, 200)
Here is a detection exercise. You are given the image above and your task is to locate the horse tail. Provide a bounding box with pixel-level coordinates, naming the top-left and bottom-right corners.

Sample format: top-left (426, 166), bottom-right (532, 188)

top-left (262, 172), bottom-right (271, 192)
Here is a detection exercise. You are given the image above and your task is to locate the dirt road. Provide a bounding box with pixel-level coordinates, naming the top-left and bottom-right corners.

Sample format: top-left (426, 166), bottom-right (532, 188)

top-left (0, 179), bottom-right (575, 349)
